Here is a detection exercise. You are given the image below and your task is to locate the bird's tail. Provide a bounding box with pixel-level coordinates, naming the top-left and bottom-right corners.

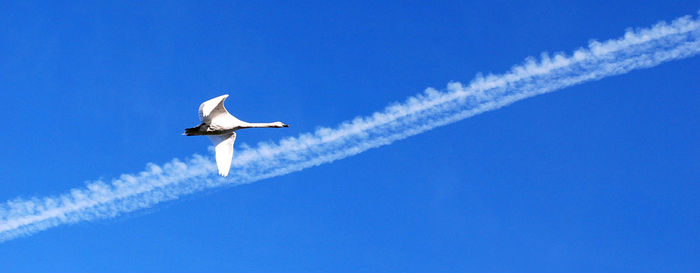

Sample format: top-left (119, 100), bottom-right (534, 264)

top-left (183, 124), bottom-right (206, 136)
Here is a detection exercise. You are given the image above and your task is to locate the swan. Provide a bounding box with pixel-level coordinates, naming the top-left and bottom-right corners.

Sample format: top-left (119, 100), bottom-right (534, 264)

top-left (184, 94), bottom-right (289, 176)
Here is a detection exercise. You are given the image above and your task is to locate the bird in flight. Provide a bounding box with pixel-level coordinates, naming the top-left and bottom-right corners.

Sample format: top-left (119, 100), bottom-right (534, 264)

top-left (185, 94), bottom-right (289, 176)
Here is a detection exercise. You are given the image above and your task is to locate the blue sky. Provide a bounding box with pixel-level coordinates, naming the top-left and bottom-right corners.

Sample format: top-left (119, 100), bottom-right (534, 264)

top-left (1, 1), bottom-right (699, 272)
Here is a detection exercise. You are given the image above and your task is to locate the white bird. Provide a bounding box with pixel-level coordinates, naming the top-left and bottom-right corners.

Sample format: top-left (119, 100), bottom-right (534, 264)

top-left (185, 94), bottom-right (289, 176)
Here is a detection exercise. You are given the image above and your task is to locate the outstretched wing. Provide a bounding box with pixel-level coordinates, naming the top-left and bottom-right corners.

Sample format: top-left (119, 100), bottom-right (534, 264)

top-left (199, 94), bottom-right (230, 123)
top-left (208, 133), bottom-right (236, 176)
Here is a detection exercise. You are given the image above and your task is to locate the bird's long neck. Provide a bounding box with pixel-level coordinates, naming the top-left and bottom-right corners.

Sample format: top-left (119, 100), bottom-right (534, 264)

top-left (240, 122), bottom-right (283, 128)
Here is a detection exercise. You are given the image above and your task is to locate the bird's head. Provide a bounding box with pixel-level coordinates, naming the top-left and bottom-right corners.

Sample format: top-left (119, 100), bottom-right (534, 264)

top-left (273, 121), bottom-right (290, 128)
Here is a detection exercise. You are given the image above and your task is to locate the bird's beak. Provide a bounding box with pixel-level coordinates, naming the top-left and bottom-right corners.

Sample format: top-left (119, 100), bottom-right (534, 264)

top-left (283, 124), bottom-right (290, 127)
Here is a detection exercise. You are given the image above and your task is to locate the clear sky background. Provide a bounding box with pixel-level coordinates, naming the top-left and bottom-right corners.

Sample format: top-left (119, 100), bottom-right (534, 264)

top-left (1, 1), bottom-right (699, 272)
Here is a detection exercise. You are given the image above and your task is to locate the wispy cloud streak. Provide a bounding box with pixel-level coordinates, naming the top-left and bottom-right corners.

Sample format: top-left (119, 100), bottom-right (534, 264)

top-left (2, 11), bottom-right (699, 242)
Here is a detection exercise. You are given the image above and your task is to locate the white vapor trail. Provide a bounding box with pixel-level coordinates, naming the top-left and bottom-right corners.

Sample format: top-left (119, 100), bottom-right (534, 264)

top-left (2, 11), bottom-right (699, 243)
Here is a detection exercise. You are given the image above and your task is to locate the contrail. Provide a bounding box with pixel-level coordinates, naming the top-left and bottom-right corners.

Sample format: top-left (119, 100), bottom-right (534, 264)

top-left (2, 11), bottom-right (699, 243)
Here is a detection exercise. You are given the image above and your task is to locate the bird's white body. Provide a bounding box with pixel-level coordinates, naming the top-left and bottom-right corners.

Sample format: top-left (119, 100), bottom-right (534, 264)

top-left (186, 94), bottom-right (289, 176)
